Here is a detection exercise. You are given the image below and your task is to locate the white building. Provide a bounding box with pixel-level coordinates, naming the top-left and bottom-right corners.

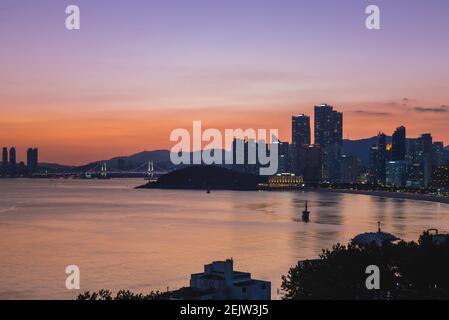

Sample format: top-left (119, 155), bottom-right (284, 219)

top-left (171, 259), bottom-right (271, 300)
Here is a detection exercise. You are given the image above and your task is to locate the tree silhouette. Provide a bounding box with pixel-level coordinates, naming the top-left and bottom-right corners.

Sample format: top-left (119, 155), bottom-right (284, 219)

top-left (76, 289), bottom-right (170, 300)
top-left (281, 231), bottom-right (449, 300)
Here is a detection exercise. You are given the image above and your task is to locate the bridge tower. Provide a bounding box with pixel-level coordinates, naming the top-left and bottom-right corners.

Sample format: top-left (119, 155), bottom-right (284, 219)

top-left (147, 160), bottom-right (154, 181)
top-left (101, 162), bottom-right (108, 178)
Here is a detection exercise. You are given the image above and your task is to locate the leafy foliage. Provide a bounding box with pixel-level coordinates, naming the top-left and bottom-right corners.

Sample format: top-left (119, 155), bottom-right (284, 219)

top-left (76, 289), bottom-right (170, 300)
top-left (281, 231), bottom-right (449, 300)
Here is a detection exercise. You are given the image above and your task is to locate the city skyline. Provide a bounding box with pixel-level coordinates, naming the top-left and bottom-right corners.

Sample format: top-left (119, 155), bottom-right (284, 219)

top-left (2, 111), bottom-right (446, 169)
top-left (1, 0), bottom-right (449, 165)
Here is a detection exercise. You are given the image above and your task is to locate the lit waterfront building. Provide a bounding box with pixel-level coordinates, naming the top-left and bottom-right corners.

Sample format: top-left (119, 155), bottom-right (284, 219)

top-left (268, 173), bottom-right (303, 189)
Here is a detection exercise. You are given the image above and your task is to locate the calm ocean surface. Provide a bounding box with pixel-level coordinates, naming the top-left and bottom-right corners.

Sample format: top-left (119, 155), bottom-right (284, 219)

top-left (0, 178), bottom-right (448, 299)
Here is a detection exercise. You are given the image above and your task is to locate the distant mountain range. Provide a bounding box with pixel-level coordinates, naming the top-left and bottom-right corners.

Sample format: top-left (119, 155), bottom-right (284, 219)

top-left (40, 137), bottom-right (448, 173)
top-left (73, 150), bottom-right (174, 173)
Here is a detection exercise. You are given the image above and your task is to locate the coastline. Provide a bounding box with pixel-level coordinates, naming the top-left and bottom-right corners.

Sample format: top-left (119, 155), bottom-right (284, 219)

top-left (319, 189), bottom-right (449, 204)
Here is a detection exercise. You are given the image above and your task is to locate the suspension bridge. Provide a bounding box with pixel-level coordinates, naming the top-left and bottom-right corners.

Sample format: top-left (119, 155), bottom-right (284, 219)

top-left (75, 160), bottom-right (168, 179)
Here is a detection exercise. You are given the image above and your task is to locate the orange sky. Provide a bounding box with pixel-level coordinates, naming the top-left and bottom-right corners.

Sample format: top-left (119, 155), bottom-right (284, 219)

top-left (1, 100), bottom-right (448, 165)
top-left (1, 1), bottom-right (448, 165)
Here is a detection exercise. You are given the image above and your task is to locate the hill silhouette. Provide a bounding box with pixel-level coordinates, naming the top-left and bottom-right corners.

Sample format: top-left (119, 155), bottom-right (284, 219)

top-left (138, 165), bottom-right (267, 191)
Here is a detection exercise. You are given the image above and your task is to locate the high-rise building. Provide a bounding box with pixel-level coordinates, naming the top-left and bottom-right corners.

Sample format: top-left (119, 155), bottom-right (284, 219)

top-left (1, 147), bottom-right (7, 176)
top-left (314, 104), bottom-right (343, 182)
top-left (421, 133), bottom-right (433, 155)
top-left (2, 147), bottom-right (7, 165)
top-left (339, 155), bottom-right (361, 184)
top-left (292, 115), bottom-right (311, 148)
top-left (392, 126), bottom-right (406, 161)
top-left (406, 138), bottom-right (422, 163)
top-left (376, 133), bottom-right (387, 186)
top-left (432, 165), bottom-right (449, 189)
top-left (368, 133), bottom-right (387, 186)
top-left (314, 104), bottom-right (343, 146)
top-left (420, 133), bottom-right (433, 188)
top-left (432, 142), bottom-right (445, 166)
top-left (9, 147), bottom-right (16, 176)
top-left (27, 148), bottom-right (38, 175)
top-left (274, 140), bottom-right (291, 174)
top-left (291, 115), bottom-right (310, 174)
top-left (231, 138), bottom-right (260, 175)
top-left (299, 144), bottom-right (322, 183)
top-left (368, 146), bottom-right (378, 185)
top-left (407, 162), bottom-right (424, 188)
top-left (386, 161), bottom-right (409, 188)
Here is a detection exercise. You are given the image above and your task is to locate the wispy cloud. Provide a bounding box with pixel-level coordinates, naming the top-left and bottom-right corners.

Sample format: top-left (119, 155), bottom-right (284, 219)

top-left (414, 105), bottom-right (449, 113)
top-left (352, 110), bottom-right (391, 116)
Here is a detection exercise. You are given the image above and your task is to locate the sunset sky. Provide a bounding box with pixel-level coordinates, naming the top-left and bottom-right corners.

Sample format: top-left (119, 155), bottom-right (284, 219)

top-left (1, 0), bottom-right (448, 165)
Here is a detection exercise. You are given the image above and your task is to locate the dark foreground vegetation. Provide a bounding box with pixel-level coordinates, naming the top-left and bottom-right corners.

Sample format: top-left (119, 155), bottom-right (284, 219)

top-left (76, 231), bottom-right (449, 300)
top-left (77, 290), bottom-right (169, 300)
top-left (281, 231), bottom-right (449, 300)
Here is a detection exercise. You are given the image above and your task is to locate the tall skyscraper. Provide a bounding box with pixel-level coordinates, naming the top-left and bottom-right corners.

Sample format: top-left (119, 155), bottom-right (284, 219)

top-left (405, 136), bottom-right (430, 188)
top-left (376, 133), bottom-right (387, 186)
top-left (291, 115), bottom-right (310, 174)
top-left (421, 133), bottom-right (433, 155)
top-left (9, 147), bottom-right (16, 176)
top-left (368, 133), bottom-right (387, 186)
top-left (27, 148), bottom-right (38, 175)
top-left (407, 162), bottom-right (424, 188)
top-left (368, 146), bottom-right (378, 185)
top-left (339, 155), bottom-right (361, 184)
top-left (292, 115), bottom-right (311, 147)
top-left (1, 147), bottom-right (7, 176)
top-left (386, 161), bottom-right (408, 188)
top-left (274, 140), bottom-right (290, 174)
top-left (299, 144), bottom-right (322, 183)
top-left (420, 133), bottom-right (433, 188)
top-left (231, 138), bottom-right (259, 175)
top-left (392, 126), bottom-right (406, 161)
top-left (432, 165), bottom-right (449, 189)
top-left (314, 104), bottom-right (343, 182)
top-left (433, 142), bottom-right (445, 166)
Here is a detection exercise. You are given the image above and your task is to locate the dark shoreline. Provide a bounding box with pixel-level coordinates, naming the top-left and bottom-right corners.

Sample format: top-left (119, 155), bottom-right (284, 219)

top-left (136, 183), bottom-right (259, 191)
top-left (318, 189), bottom-right (449, 204)
top-left (138, 183), bottom-right (449, 204)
